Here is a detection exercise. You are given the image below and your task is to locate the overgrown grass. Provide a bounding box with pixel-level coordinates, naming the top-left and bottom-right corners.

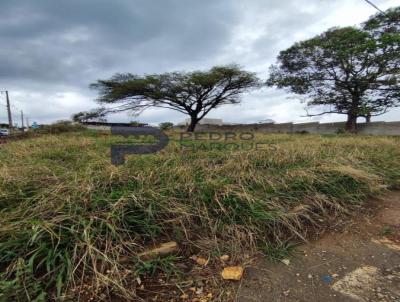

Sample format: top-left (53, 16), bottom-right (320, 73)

top-left (258, 241), bottom-right (297, 263)
top-left (0, 130), bottom-right (399, 301)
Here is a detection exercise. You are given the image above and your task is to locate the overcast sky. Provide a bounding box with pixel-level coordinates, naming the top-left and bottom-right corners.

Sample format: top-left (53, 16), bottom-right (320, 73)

top-left (0, 0), bottom-right (399, 126)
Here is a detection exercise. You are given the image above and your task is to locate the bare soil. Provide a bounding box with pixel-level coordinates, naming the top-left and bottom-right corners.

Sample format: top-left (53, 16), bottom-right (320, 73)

top-left (237, 191), bottom-right (400, 302)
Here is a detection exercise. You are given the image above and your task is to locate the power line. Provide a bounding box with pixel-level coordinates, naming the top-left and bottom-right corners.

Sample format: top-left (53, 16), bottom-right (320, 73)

top-left (363, 0), bottom-right (385, 13)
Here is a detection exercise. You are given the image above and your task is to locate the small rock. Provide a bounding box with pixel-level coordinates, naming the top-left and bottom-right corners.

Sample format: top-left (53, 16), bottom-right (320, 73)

top-left (221, 266), bottom-right (244, 281)
top-left (308, 274), bottom-right (313, 279)
top-left (190, 255), bottom-right (208, 266)
top-left (180, 293), bottom-right (189, 299)
top-left (195, 257), bottom-right (208, 266)
top-left (281, 259), bottom-right (290, 266)
top-left (220, 255), bottom-right (230, 262)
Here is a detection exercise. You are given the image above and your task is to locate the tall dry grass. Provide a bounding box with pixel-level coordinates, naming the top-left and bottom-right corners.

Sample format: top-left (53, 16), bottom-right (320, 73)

top-left (0, 130), bottom-right (399, 301)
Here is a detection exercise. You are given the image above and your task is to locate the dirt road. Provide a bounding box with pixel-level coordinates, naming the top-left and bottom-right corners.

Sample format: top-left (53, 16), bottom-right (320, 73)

top-left (237, 191), bottom-right (400, 302)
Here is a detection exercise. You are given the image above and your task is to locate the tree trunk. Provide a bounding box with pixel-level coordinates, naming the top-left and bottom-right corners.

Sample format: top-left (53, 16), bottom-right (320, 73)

top-left (186, 117), bottom-right (198, 132)
top-left (365, 114), bottom-right (371, 123)
top-left (345, 114), bottom-right (358, 133)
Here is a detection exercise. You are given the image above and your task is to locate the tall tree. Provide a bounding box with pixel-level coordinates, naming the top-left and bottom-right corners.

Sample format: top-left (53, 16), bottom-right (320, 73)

top-left (267, 7), bottom-right (400, 132)
top-left (90, 65), bottom-right (260, 132)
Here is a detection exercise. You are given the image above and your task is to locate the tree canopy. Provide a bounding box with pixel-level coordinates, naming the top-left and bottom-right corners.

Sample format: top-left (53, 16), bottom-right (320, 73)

top-left (72, 108), bottom-right (107, 123)
top-left (90, 65), bottom-right (260, 131)
top-left (159, 122), bottom-right (174, 131)
top-left (267, 6), bottom-right (400, 132)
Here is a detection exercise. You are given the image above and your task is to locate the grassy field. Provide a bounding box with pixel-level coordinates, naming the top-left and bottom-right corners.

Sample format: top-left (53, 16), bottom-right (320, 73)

top-left (0, 130), bottom-right (399, 301)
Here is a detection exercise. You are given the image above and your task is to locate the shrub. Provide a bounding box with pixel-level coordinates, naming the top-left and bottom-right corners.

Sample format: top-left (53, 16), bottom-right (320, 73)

top-left (159, 122), bottom-right (174, 131)
top-left (35, 121), bottom-right (85, 134)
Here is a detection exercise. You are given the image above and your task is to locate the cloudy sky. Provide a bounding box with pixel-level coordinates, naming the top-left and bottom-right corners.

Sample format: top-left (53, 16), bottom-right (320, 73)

top-left (0, 0), bottom-right (399, 126)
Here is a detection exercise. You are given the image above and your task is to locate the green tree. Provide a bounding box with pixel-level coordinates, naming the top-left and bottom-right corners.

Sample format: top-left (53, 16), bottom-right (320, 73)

top-left (90, 65), bottom-right (260, 132)
top-left (267, 7), bottom-right (400, 132)
top-left (159, 122), bottom-right (174, 131)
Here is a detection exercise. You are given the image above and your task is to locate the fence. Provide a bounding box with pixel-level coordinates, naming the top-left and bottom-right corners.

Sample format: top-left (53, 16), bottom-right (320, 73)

top-left (175, 121), bottom-right (400, 136)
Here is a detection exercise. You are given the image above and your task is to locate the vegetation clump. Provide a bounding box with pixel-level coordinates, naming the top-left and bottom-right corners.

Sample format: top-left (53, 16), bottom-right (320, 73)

top-left (0, 131), bottom-right (399, 300)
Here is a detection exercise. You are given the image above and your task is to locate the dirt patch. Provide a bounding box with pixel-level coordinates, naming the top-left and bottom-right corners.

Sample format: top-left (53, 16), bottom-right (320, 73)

top-left (376, 192), bottom-right (400, 228)
top-left (237, 191), bottom-right (400, 302)
top-left (332, 265), bottom-right (381, 301)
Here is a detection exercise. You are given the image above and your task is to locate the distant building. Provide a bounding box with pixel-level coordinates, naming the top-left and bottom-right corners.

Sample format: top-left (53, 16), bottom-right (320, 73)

top-left (178, 118), bottom-right (224, 126)
top-left (31, 122), bottom-right (40, 129)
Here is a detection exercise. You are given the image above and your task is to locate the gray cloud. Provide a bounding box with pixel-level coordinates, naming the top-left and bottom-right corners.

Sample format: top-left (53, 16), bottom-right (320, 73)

top-left (0, 0), bottom-right (398, 125)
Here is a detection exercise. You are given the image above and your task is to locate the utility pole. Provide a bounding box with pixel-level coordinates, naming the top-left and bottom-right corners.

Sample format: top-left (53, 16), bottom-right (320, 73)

top-left (21, 110), bottom-right (24, 129)
top-left (5, 91), bottom-right (13, 130)
top-left (26, 117), bottom-right (30, 129)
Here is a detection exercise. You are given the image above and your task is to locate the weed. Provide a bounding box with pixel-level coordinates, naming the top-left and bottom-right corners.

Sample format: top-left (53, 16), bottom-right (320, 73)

top-left (379, 226), bottom-right (393, 236)
top-left (259, 241), bottom-right (297, 263)
top-left (134, 256), bottom-right (182, 279)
